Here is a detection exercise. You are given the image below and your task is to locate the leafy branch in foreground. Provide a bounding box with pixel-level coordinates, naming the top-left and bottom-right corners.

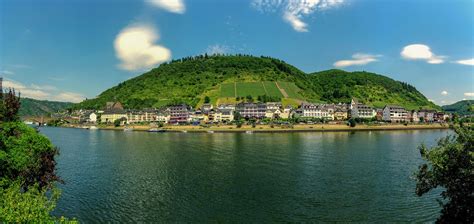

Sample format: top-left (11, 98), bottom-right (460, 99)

top-left (415, 126), bottom-right (473, 223)
top-left (0, 89), bottom-right (75, 222)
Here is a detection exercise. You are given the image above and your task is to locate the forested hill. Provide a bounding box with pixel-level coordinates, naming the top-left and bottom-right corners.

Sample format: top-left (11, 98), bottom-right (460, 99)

top-left (75, 55), bottom-right (439, 110)
top-left (309, 69), bottom-right (439, 110)
top-left (442, 100), bottom-right (474, 115)
top-left (19, 97), bottom-right (73, 117)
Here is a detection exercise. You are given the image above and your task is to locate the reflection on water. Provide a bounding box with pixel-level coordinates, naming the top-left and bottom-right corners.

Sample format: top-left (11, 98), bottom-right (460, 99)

top-left (40, 127), bottom-right (450, 222)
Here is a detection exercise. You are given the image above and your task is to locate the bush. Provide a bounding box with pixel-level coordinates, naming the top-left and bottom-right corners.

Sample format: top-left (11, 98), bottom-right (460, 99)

top-left (348, 118), bottom-right (356, 127)
top-left (114, 119), bottom-right (121, 127)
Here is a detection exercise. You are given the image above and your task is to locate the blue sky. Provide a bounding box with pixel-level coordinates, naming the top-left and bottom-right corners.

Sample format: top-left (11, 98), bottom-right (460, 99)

top-left (0, 0), bottom-right (473, 104)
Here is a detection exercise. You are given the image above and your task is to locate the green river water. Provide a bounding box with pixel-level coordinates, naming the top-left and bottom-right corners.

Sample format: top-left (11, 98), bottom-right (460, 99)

top-left (40, 127), bottom-right (449, 223)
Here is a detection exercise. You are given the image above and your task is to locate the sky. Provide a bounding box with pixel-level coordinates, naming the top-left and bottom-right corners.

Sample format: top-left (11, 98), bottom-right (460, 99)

top-left (0, 0), bottom-right (473, 105)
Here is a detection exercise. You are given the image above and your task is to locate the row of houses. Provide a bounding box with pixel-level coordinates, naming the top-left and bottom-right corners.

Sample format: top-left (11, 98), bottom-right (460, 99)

top-left (79, 99), bottom-right (450, 125)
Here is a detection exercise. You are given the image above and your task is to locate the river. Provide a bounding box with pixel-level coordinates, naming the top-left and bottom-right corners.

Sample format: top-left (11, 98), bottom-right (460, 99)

top-left (40, 127), bottom-right (449, 222)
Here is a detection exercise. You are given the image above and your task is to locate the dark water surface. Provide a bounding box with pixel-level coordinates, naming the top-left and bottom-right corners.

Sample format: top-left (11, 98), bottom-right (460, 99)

top-left (40, 127), bottom-right (449, 223)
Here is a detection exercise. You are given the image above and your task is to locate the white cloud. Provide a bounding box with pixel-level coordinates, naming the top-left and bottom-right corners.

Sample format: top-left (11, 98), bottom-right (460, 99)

top-left (147, 0), bottom-right (185, 14)
top-left (333, 53), bottom-right (381, 67)
top-left (251, 0), bottom-right (344, 32)
top-left (401, 44), bottom-right (445, 64)
top-left (455, 58), bottom-right (474, 66)
top-left (53, 92), bottom-right (85, 103)
top-left (0, 70), bottom-right (14, 75)
top-left (2, 79), bottom-right (85, 103)
top-left (206, 44), bottom-right (231, 55)
top-left (283, 12), bottom-right (308, 32)
top-left (464, 92), bottom-right (474, 97)
top-left (441, 90), bottom-right (448, 96)
top-left (114, 24), bottom-right (171, 71)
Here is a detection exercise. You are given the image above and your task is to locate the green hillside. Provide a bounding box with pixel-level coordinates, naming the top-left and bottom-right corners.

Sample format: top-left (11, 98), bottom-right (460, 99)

top-left (75, 55), bottom-right (438, 110)
top-left (19, 97), bottom-right (73, 117)
top-left (442, 100), bottom-right (474, 115)
top-left (309, 69), bottom-right (439, 110)
top-left (76, 55), bottom-right (317, 109)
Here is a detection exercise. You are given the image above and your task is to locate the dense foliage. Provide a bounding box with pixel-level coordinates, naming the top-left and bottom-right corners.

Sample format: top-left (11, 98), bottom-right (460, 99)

top-left (0, 89), bottom-right (72, 222)
top-left (74, 55), bottom-right (437, 110)
top-left (415, 126), bottom-right (473, 223)
top-left (19, 97), bottom-right (73, 117)
top-left (442, 100), bottom-right (474, 116)
top-left (1, 93), bottom-right (72, 118)
top-left (309, 69), bottom-right (439, 110)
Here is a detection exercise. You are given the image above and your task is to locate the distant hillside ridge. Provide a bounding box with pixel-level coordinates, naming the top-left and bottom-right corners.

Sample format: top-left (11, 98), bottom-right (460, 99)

top-left (442, 100), bottom-right (473, 115)
top-left (74, 54), bottom-right (438, 110)
top-left (19, 97), bottom-right (73, 117)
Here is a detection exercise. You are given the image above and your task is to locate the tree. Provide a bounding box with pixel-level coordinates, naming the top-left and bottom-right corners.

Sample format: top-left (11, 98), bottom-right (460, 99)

top-left (114, 119), bottom-right (122, 127)
top-left (204, 96), bottom-right (211, 104)
top-left (415, 126), bottom-right (473, 223)
top-left (246, 95), bottom-right (253, 102)
top-left (234, 111), bottom-right (242, 121)
top-left (348, 118), bottom-right (356, 127)
top-left (0, 88), bottom-right (71, 222)
top-left (2, 89), bottom-right (20, 122)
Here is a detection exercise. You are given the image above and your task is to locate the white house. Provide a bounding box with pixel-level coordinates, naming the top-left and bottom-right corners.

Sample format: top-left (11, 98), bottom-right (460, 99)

top-left (383, 105), bottom-right (409, 122)
top-left (350, 99), bottom-right (376, 119)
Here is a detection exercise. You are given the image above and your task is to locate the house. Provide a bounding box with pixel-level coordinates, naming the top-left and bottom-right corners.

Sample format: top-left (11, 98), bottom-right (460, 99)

top-left (127, 109), bottom-right (166, 123)
top-left (101, 109), bottom-right (127, 123)
top-left (434, 112), bottom-right (446, 123)
top-left (409, 110), bottom-right (419, 123)
top-left (375, 109), bottom-right (384, 121)
top-left (350, 99), bottom-right (376, 119)
top-left (201, 103), bottom-right (213, 114)
top-left (300, 103), bottom-right (334, 120)
top-left (168, 104), bottom-right (191, 124)
top-left (280, 106), bottom-right (293, 119)
top-left (236, 103), bottom-right (266, 119)
top-left (214, 109), bottom-right (234, 122)
top-left (265, 102), bottom-right (283, 119)
top-left (418, 109), bottom-right (436, 122)
top-left (382, 105), bottom-right (409, 122)
top-left (155, 111), bottom-right (170, 123)
top-left (190, 110), bottom-right (205, 122)
top-left (334, 108), bottom-right (348, 121)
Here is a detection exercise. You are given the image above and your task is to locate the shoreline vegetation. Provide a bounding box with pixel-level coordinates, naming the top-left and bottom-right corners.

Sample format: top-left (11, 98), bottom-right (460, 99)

top-left (60, 123), bottom-right (450, 133)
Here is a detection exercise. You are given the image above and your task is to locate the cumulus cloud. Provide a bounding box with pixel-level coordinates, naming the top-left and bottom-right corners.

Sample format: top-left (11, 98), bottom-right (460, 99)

top-left (2, 79), bottom-right (85, 103)
top-left (114, 24), bottom-right (171, 71)
top-left (333, 53), bottom-right (381, 68)
top-left (147, 0), bottom-right (185, 14)
top-left (251, 0), bottom-right (344, 32)
top-left (455, 58), bottom-right (474, 66)
top-left (401, 44), bottom-right (445, 64)
top-left (464, 92), bottom-right (474, 97)
top-left (441, 90), bottom-right (448, 96)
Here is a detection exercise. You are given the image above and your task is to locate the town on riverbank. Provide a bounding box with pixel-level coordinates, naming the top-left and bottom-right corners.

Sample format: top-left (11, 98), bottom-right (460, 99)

top-left (34, 98), bottom-right (464, 132)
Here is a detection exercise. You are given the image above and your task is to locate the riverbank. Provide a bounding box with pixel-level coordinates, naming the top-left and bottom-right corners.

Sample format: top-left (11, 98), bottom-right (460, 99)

top-left (62, 123), bottom-right (451, 133)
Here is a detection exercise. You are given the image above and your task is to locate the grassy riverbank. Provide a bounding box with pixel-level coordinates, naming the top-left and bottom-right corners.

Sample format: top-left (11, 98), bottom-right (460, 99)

top-left (63, 123), bottom-right (450, 133)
